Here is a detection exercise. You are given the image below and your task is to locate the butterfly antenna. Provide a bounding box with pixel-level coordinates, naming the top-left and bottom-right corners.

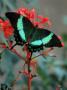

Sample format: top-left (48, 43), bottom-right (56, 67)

top-left (48, 54), bottom-right (56, 57)
top-left (10, 42), bottom-right (24, 50)
top-left (31, 53), bottom-right (46, 60)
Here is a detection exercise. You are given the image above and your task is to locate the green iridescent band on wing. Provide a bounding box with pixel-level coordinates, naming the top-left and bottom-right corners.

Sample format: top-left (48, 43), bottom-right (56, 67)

top-left (31, 40), bottom-right (42, 45)
top-left (17, 16), bottom-right (26, 41)
top-left (42, 32), bottom-right (53, 44)
top-left (31, 33), bottom-right (53, 46)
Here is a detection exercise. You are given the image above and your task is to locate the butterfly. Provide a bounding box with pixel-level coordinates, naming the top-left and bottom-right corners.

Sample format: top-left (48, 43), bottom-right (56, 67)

top-left (5, 12), bottom-right (64, 52)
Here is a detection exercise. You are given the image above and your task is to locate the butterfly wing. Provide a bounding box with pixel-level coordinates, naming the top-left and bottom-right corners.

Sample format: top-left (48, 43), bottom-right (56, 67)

top-left (5, 12), bottom-right (34, 44)
top-left (29, 28), bottom-right (63, 52)
top-left (5, 12), bottom-right (64, 52)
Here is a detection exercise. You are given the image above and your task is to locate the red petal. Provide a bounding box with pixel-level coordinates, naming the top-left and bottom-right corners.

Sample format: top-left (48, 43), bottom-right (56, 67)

top-left (40, 17), bottom-right (49, 24)
top-left (34, 21), bottom-right (39, 26)
top-left (29, 8), bottom-right (36, 19)
top-left (17, 8), bottom-right (29, 17)
top-left (38, 15), bottom-right (44, 19)
top-left (2, 45), bottom-right (7, 48)
top-left (58, 35), bottom-right (62, 40)
top-left (61, 42), bottom-right (64, 47)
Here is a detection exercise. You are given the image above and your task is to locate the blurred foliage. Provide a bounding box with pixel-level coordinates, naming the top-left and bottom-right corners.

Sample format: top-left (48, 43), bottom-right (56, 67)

top-left (62, 33), bottom-right (67, 42)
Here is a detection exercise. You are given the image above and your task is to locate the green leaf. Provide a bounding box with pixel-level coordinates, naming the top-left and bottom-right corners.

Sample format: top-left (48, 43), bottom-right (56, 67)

top-left (37, 65), bottom-right (50, 86)
top-left (62, 33), bottom-right (67, 42)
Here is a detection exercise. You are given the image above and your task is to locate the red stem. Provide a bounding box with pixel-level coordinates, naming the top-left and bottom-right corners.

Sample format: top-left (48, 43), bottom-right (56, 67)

top-left (27, 51), bottom-right (32, 90)
top-left (56, 85), bottom-right (61, 90)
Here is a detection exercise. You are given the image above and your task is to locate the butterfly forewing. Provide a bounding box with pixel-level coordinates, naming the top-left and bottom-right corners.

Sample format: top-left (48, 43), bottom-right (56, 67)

top-left (6, 12), bottom-right (20, 29)
top-left (6, 12), bottom-right (35, 43)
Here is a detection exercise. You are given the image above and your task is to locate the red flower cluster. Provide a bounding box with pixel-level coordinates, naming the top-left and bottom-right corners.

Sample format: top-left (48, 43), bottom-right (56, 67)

top-left (17, 8), bottom-right (36, 20)
top-left (0, 19), bottom-right (14, 38)
top-left (17, 8), bottom-right (52, 28)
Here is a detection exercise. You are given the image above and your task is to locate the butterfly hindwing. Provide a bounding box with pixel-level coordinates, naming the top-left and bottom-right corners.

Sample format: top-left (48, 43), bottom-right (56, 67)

top-left (30, 28), bottom-right (53, 46)
top-left (30, 28), bottom-right (63, 48)
top-left (27, 28), bottom-right (53, 52)
top-left (44, 33), bottom-right (63, 47)
top-left (29, 27), bottom-right (63, 52)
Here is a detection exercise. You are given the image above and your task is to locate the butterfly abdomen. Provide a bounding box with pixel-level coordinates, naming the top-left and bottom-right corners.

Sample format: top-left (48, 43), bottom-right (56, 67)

top-left (28, 45), bottom-right (43, 52)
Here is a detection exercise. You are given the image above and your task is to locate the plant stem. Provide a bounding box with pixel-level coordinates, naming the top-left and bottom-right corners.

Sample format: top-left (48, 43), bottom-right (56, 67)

top-left (27, 52), bottom-right (32, 90)
top-left (28, 69), bottom-right (31, 90)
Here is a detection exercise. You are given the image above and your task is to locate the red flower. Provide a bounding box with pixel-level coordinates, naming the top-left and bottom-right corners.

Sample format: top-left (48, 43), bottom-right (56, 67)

top-left (0, 19), bottom-right (14, 38)
top-left (33, 21), bottom-right (39, 26)
top-left (17, 8), bottom-right (29, 17)
top-left (38, 16), bottom-right (49, 23)
top-left (17, 8), bottom-right (51, 28)
top-left (28, 8), bottom-right (36, 20)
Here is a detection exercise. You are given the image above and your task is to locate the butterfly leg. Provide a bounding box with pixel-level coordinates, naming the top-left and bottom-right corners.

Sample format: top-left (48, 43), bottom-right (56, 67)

top-left (10, 43), bottom-right (17, 50)
top-left (10, 42), bottom-right (24, 50)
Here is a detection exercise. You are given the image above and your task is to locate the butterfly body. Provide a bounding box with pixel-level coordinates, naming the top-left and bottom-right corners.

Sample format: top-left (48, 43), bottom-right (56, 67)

top-left (5, 12), bottom-right (64, 52)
